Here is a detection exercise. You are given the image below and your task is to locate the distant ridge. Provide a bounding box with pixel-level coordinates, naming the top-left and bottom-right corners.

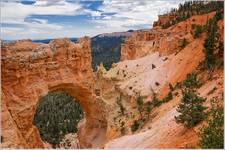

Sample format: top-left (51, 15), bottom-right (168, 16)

top-left (33, 38), bottom-right (78, 44)
top-left (93, 30), bottom-right (135, 38)
top-left (3, 38), bottom-right (78, 44)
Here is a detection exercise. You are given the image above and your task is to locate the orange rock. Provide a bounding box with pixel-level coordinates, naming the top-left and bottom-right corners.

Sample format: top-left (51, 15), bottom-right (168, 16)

top-left (121, 11), bottom-right (218, 61)
top-left (1, 37), bottom-right (106, 148)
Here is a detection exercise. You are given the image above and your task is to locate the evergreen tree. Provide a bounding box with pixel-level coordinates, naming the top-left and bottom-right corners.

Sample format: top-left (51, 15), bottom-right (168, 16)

top-left (200, 104), bottom-right (224, 149)
top-left (33, 92), bottom-right (83, 147)
top-left (161, 1), bottom-right (224, 29)
top-left (204, 17), bottom-right (218, 69)
top-left (193, 25), bottom-right (204, 38)
top-left (183, 73), bottom-right (202, 88)
top-left (175, 89), bottom-right (206, 128)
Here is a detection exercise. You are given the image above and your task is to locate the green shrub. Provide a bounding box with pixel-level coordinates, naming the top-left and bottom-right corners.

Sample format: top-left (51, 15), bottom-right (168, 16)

top-left (175, 89), bottom-right (207, 128)
top-left (183, 73), bottom-right (202, 88)
top-left (193, 24), bottom-right (204, 38)
top-left (200, 105), bottom-right (224, 149)
top-left (162, 91), bottom-right (173, 103)
top-left (131, 119), bottom-right (144, 132)
top-left (145, 102), bottom-right (153, 119)
top-left (151, 92), bottom-right (162, 107)
top-left (214, 10), bottom-right (223, 21)
top-left (136, 94), bottom-right (144, 106)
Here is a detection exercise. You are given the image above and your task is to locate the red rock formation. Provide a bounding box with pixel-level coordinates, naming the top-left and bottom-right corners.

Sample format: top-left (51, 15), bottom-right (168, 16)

top-left (1, 37), bottom-right (107, 148)
top-left (153, 13), bottom-right (177, 27)
top-left (121, 11), bottom-right (217, 61)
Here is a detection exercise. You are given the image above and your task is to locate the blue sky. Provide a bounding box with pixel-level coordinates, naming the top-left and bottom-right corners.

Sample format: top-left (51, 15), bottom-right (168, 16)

top-left (1, 0), bottom-right (183, 40)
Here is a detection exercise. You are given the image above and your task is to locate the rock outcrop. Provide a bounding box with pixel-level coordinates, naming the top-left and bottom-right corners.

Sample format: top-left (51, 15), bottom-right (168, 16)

top-left (153, 13), bottom-right (177, 27)
top-left (121, 11), bottom-right (217, 60)
top-left (1, 37), bottom-right (107, 148)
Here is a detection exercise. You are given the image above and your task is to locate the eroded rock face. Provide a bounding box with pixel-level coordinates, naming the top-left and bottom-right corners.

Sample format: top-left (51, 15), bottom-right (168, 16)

top-left (121, 29), bottom-right (187, 60)
top-left (121, 12), bottom-right (217, 60)
top-left (153, 13), bottom-right (177, 27)
top-left (101, 11), bottom-right (224, 148)
top-left (99, 37), bottom-right (205, 143)
top-left (1, 37), bottom-right (107, 148)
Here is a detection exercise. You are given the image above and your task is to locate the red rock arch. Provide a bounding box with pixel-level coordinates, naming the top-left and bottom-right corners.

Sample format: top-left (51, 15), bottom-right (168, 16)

top-left (1, 38), bottom-right (107, 148)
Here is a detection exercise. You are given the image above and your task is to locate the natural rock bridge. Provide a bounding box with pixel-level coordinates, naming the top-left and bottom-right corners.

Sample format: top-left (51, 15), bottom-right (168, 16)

top-left (1, 38), bottom-right (107, 148)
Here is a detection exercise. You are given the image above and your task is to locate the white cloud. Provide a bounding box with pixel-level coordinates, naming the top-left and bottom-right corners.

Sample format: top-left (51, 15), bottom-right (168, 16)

top-left (95, 0), bottom-right (183, 30)
top-left (31, 18), bottom-right (48, 24)
top-left (1, 0), bottom-right (83, 39)
top-left (1, 0), bottom-right (82, 24)
top-left (2, 27), bottom-right (22, 34)
top-left (84, 9), bottom-right (102, 17)
top-left (1, 19), bottom-right (63, 39)
top-left (1, 0), bottom-right (184, 40)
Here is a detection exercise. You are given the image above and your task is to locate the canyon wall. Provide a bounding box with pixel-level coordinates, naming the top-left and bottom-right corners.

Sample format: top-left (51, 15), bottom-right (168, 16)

top-left (121, 12), bottom-right (217, 60)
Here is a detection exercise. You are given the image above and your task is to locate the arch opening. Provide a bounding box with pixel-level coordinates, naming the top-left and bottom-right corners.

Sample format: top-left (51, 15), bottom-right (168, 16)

top-left (33, 91), bottom-right (84, 148)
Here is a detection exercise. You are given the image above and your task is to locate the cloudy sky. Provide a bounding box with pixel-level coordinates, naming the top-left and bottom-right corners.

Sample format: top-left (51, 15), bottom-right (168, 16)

top-left (1, 0), bottom-right (183, 40)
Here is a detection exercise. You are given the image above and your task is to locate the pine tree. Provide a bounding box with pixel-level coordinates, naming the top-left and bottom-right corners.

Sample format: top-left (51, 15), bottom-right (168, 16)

top-left (33, 92), bottom-right (83, 147)
top-left (183, 73), bottom-right (201, 88)
top-left (175, 89), bottom-right (207, 128)
top-left (204, 17), bottom-right (217, 69)
top-left (200, 104), bottom-right (224, 149)
top-left (193, 25), bottom-right (204, 38)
